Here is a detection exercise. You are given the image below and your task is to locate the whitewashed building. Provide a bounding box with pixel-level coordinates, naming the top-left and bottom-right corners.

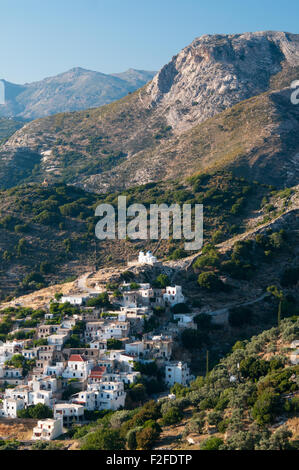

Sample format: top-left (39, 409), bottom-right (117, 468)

top-left (95, 381), bottom-right (126, 410)
top-left (163, 286), bottom-right (185, 307)
top-left (53, 403), bottom-right (84, 427)
top-left (62, 354), bottom-right (92, 380)
top-left (138, 251), bottom-right (158, 266)
top-left (60, 295), bottom-right (88, 306)
top-left (0, 397), bottom-right (24, 418)
top-left (165, 361), bottom-right (193, 387)
top-left (32, 418), bottom-right (63, 441)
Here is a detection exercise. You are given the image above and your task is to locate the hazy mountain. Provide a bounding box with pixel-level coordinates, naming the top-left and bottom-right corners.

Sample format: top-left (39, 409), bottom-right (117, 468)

top-left (0, 68), bottom-right (156, 119)
top-left (0, 117), bottom-right (24, 142)
top-left (0, 31), bottom-right (299, 191)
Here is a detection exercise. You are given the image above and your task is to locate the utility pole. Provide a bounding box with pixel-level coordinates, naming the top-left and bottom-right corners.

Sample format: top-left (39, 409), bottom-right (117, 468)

top-left (278, 299), bottom-right (282, 327)
top-left (206, 350), bottom-right (209, 378)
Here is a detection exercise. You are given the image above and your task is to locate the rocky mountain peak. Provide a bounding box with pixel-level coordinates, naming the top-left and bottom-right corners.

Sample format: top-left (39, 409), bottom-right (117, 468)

top-left (147, 31), bottom-right (299, 132)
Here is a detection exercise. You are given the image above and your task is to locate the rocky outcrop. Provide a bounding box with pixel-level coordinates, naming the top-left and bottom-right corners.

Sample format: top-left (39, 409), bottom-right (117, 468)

top-left (147, 31), bottom-right (299, 132)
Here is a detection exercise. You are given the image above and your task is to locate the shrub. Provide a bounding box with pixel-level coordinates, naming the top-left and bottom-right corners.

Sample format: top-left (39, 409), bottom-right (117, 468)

top-left (154, 274), bottom-right (170, 289)
top-left (161, 406), bottom-right (183, 426)
top-left (81, 429), bottom-right (125, 450)
top-left (136, 427), bottom-right (158, 450)
top-left (229, 306), bottom-right (253, 327)
top-left (198, 272), bottom-right (224, 291)
top-left (252, 390), bottom-right (281, 425)
top-left (200, 437), bottom-right (224, 450)
top-left (171, 303), bottom-right (189, 314)
top-left (17, 403), bottom-right (53, 419)
top-left (181, 329), bottom-right (204, 350)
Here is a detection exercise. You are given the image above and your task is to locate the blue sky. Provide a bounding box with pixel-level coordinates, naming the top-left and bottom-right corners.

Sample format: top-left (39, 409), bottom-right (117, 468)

top-left (1, 0), bottom-right (298, 83)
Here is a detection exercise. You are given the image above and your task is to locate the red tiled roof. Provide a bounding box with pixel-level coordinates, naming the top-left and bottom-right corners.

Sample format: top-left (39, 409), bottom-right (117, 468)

top-left (69, 354), bottom-right (85, 362)
top-left (89, 366), bottom-right (106, 378)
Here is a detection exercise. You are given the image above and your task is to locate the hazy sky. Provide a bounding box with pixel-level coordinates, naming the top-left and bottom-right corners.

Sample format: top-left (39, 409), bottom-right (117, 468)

top-left (1, 0), bottom-right (298, 83)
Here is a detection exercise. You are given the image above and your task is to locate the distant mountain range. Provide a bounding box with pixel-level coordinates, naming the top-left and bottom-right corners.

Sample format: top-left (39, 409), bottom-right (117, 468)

top-left (0, 31), bottom-right (299, 191)
top-left (0, 68), bottom-right (156, 119)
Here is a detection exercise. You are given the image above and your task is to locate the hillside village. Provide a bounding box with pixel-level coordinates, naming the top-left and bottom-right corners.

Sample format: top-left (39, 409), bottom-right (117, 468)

top-left (0, 25), bottom-right (299, 453)
top-left (0, 182), bottom-right (298, 449)
top-left (0, 251), bottom-right (198, 442)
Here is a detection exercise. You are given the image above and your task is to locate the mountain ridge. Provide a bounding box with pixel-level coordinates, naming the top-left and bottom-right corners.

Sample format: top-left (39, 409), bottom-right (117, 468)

top-left (0, 68), bottom-right (156, 119)
top-left (0, 31), bottom-right (299, 191)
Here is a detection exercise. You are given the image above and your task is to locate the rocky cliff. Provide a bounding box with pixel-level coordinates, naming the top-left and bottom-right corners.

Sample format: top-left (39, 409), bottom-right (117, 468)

top-left (0, 31), bottom-right (299, 191)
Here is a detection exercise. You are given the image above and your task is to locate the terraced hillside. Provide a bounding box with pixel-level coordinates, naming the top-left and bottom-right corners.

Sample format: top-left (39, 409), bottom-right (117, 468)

top-left (0, 172), bottom-right (273, 300)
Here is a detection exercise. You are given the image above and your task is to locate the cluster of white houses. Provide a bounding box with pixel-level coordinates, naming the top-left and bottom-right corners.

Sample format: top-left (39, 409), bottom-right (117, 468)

top-left (0, 261), bottom-right (194, 441)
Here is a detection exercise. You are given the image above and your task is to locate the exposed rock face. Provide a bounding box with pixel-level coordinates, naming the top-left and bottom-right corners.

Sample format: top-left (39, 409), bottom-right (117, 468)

top-left (0, 31), bottom-right (299, 190)
top-left (147, 31), bottom-right (299, 132)
top-left (0, 68), bottom-right (156, 119)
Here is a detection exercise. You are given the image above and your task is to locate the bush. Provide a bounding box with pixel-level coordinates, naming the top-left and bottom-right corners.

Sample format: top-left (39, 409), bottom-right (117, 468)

top-left (107, 339), bottom-right (123, 350)
top-left (181, 329), bottom-right (204, 350)
top-left (17, 404), bottom-right (53, 419)
top-left (154, 274), bottom-right (170, 289)
top-left (252, 390), bottom-right (281, 425)
top-left (171, 303), bottom-right (189, 314)
top-left (280, 267), bottom-right (299, 287)
top-left (161, 406), bottom-right (183, 426)
top-left (200, 437), bottom-right (224, 450)
top-left (197, 272), bottom-right (224, 291)
top-left (81, 429), bottom-right (125, 450)
top-left (86, 292), bottom-right (110, 308)
top-left (239, 357), bottom-right (270, 381)
top-left (168, 248), bottom-right (187, 260)
top-left (126, 428), bottom-right (140, 450)
top-left (229, 307), bottom-right (253, 327)
top-left (194, 314), bottom-right (212, 330)
top-left (207, 410), bottom-right (223, 426)
top-left (136, 427), bottom-right (158, 450)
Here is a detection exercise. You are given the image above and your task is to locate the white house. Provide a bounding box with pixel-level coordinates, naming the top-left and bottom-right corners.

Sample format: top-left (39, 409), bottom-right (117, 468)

top-left (32, 418), bottom-right (63, 441)
top-left (100, 371), bottom-right (140, 385)
top-left (85, 321), bottom-right (104, 341)
top-left (163, 286), bottom-right (185, 307)
top-left (165, 361), bottom-right (193, 387)
top-left (0, 367), bottom-right (22, 380)
top-left (125, 341), bottom-right (144, 357)
top-left (47, 333), bottom-right (69, 351)
top-left (71, 391), bottom-right (97, 411)
top-left (95, 381), bottom-right (126, 410)
top-left (117, 353), bottom-right (136, 372)
top-left (44, 362), bottom-right (65, 377)
top-left (0, 398), bottom-right (25, 418)
top-left (29, 390), bottom-right (54, 408)
top-left (138, 251), bottom-right (158, 266)
top-left (53, 403), bottom-right (84, 427)
top-left (60, 295), bottom-right (88, 306)
top-left (62, 354), bottom-right (92, 380)
top-left (61, 318), bottom-right (77, 329)
top-left (22, 348), bottom-right (40, 360)
top-left (173, 313), bottom-right (196, 329)
top-left (101, 322), bottom-right (130, 340)
top-left (30, 376), bottom-right (58, 394)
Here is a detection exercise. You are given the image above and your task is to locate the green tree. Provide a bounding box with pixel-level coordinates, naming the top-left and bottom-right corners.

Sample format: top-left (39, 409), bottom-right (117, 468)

top-left (81, 429), bottom-right (125, 450)
top-left (197, 272), bottom-right (224, 291)
top-left (200, 437), bottom-right (224, 450)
